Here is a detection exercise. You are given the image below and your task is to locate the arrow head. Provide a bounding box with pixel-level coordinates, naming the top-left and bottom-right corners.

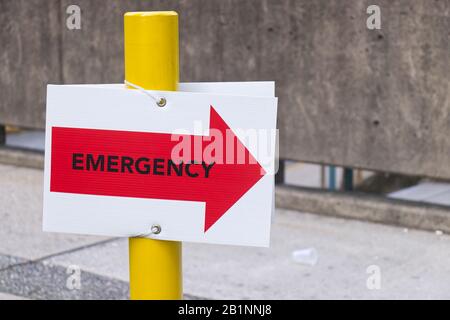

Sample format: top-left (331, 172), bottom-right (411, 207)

top-left (203, 107), bottom-right (266, 232)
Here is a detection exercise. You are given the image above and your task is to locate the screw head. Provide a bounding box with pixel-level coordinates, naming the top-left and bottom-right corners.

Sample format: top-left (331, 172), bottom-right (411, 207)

top-left (151, 224), bottom-right (161, 234)
top-left (156, 98), bottom-right (167, 107)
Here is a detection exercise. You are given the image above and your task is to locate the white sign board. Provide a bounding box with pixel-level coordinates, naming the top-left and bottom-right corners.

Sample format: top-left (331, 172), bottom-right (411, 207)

top-left (43, 82), bottom-right (277, 247)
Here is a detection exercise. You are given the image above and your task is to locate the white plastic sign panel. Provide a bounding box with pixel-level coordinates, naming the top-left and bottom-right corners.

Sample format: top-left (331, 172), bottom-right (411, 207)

top-left (43, 83), bottom-right (277, 247)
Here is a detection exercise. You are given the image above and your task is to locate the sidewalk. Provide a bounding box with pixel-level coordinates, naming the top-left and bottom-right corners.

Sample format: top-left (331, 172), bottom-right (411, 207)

top-left (1, 163), bottom-right (450, 299)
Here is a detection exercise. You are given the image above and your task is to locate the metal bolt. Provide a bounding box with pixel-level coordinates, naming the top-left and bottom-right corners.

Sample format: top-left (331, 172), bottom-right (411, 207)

top-left (156, 97), bottom-right (166, 107)
top-left (151, 224), bottom-right (161, 234)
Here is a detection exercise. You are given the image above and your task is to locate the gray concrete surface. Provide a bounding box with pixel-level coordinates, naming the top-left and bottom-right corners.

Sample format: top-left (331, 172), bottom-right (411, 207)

top-left (0, 0), bottom-right (61, 128)
top-left (0, 163), bottom-right (108, 261)
top-left (0, 255), bottom-right (26, 270)
top-left (1, 1), bottom-right (449, 180)
top-left (390, 182), bottom-right (450, 207)
top-left (276, 185), bottom-right (450, 235)
top-left (0, 257), bottom-right (128, 300)
top-left (6, 130), bottom-right (45, 151)
top-left (44, 211), bottom-right (450, 300)
top-left (0, 292), bottom-right (26, 300)
top-left (1, 163), bottom-right (450, 299)
top-left (0, 147), bottom-right (44, 170)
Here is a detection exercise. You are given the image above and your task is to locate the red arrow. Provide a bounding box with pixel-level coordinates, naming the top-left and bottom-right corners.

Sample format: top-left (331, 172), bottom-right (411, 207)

top-left (51, 106), bottom-right (265, 232)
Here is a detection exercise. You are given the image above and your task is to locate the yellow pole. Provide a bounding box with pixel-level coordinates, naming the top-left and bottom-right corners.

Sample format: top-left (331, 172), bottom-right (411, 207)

top-left (124, 11), bottom-right (182, 300)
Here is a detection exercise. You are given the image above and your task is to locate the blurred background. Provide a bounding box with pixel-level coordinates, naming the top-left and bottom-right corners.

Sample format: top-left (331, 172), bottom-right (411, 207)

top-left (0, 0), bottom-right (449, 299)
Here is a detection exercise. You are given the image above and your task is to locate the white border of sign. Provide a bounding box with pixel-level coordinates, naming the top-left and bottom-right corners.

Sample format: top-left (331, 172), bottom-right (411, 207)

top-left (43, 82), bottom-right (277, 247)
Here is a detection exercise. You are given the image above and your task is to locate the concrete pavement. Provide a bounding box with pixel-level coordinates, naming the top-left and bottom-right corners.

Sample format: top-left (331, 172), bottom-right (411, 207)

top-left (0, 292), bottom-right (26, 300)
top-left (1, 163), bottom-right (450, 299)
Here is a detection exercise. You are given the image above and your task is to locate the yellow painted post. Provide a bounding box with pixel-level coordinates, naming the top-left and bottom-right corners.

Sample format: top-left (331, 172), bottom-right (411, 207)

top-left (124, 11), bottom-right (182, 300)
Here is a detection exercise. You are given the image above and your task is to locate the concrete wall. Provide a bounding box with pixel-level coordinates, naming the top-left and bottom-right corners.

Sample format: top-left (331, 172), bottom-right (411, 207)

top-left (0, 0), bottom-right (449, 179)
top-left (0, 0), bottom-right (61, 129)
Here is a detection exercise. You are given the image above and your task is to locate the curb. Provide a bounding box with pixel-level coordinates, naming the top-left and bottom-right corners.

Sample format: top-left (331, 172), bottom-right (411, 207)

top-left (276, 185), bottom-right (450, 234)
top-left (0, 147), bottom-right (44, 170)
